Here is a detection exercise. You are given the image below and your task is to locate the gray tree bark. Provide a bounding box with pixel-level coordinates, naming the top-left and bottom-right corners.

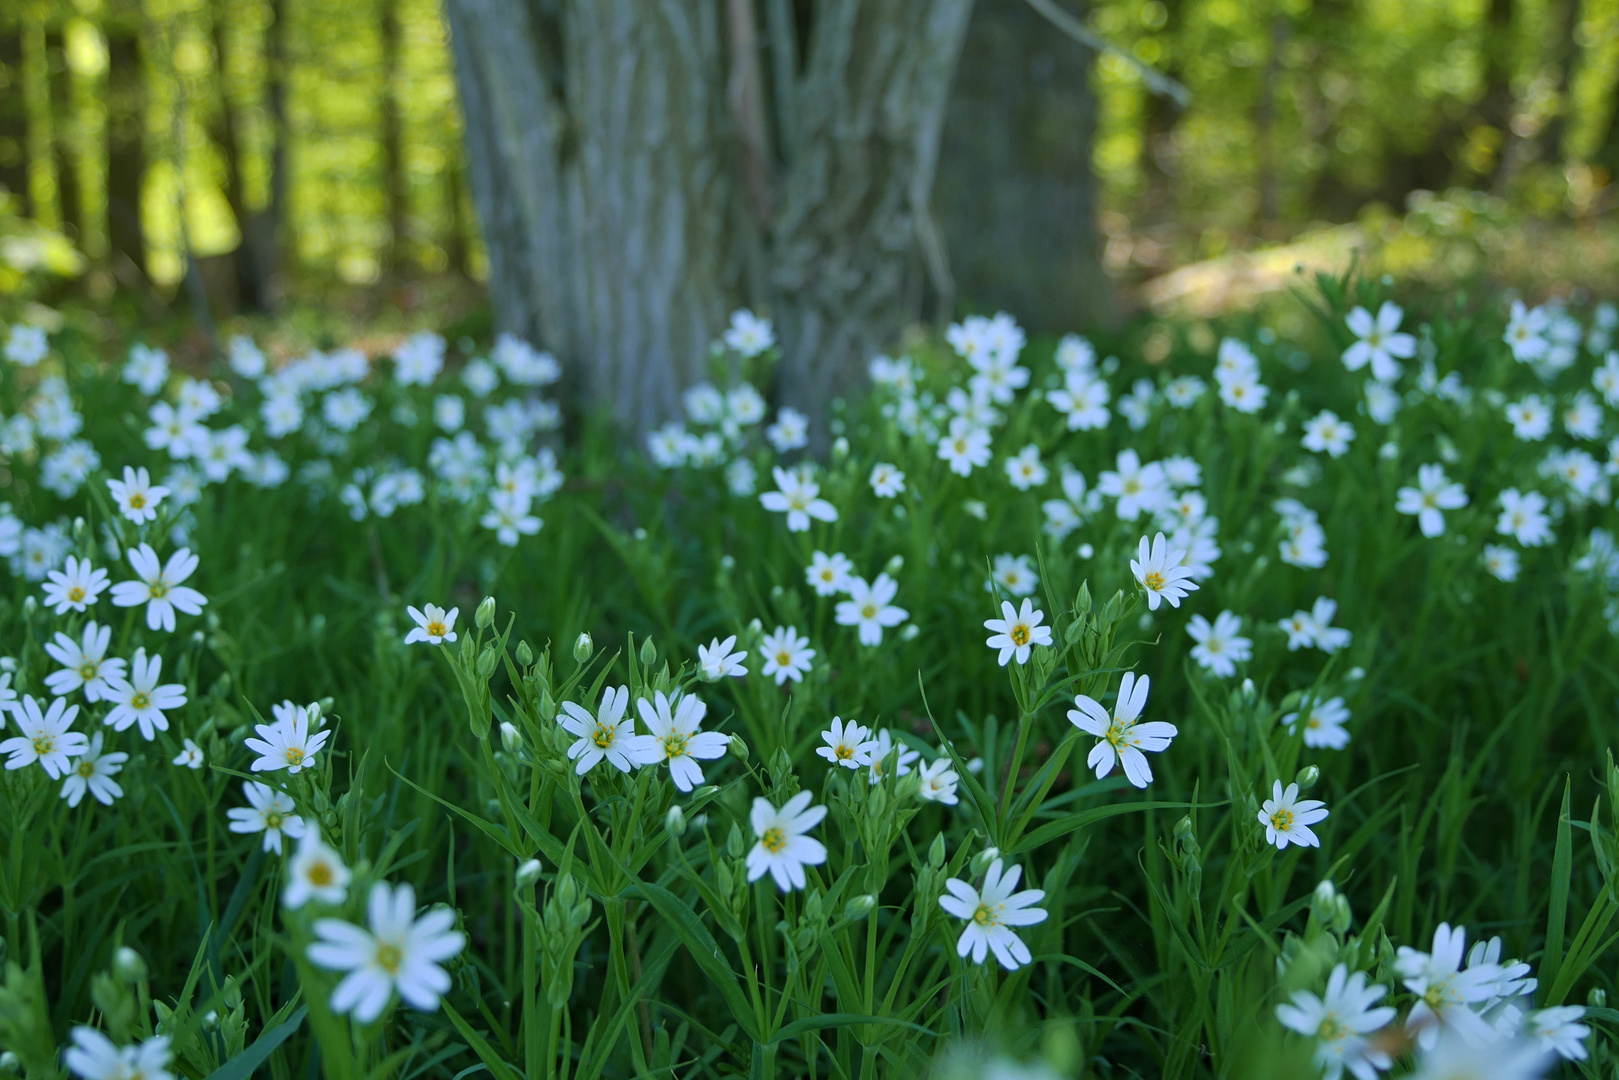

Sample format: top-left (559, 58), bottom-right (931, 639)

top-left (933, 0), bottom-right (1110, 332)
top-left (443, 0), bottom-right (973, 434)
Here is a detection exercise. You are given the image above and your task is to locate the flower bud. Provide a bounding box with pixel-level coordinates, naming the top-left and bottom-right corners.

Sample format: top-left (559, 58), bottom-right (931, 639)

top-left (900, 624), bottom-right (920, 641)
top-left (1, 1051), bottom-right (20, 1074)
top-left (1077, 542), bottom-right (1095, 559)
top-left (500, 721), bottom-right (522, 753)
top-left (728, 734), bottom-right (750, 761)
top-left (883, 554), bottom-right (905, 576)
top-left (970, 847), bottom-right (1001, 876)
top-left (572, 632), bottom-right (593, 664)
top-left (1588, 987), bottom-right (1607, 1008)
top-left (804, 891), bottom-right (824, 922)
top-left (1240, 677), bottom-right (1256, 701)
top-left (843, 894), bottom-right (877, 920)
top-left (475, 596), bottom-right (497, 629)
top-left (832, 436), bottom-right (850, 459)
top-left (639, 637), bottom-right (658, 666)
top-left (515, 858), bottom-right (543, 889)
top-left (476, 647), bottom-right (499, 678)
top-left (556, 875), bottom-right (579, 907)
top-left (114, 946), bottom-right (147, 982)
top-left (516, 640), bottom-right (535, 667)
top-left (1332, 895), bottom-right (1352, 934)
top-left (928, 833), bottom-right (946, 869)
top-left (537, 688), bottom-right (556, 722)
top-left (727, 823), bottom-right (746, 859)
top-left (1295, 764), bottom-right (1320, 791)
top-left (1174, 815), bottom-right (1195, 842)
top-left (665, 805), bottom-right (687, 837)
top-left (21, 596), bottom-right (35, 617)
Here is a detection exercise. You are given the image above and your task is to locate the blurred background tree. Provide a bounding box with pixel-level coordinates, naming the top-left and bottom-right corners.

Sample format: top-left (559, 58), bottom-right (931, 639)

top-left (0, 0), bottom-right (1616, 398)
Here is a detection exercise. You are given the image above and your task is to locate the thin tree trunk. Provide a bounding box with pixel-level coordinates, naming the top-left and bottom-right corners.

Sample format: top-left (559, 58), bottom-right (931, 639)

top-left (933, 0), bottom-right (1107, 333)
top-left (21, 8), bottom-right (59, 229)
top-left (1254, 13), bottom-right (1289, 236)
top-left (0, 21), bottom-right (30, 212)
top-left (380, 0), bottom-right (407, 272)
top-left (104, 15), bottom-right (148, 285)
top-left (47, 27), bottom-right (83, 247)
top-left (445, 0), bottom-right (974, 434)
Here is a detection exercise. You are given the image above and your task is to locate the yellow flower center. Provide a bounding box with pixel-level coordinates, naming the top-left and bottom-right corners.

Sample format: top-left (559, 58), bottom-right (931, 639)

top-left (1317, 1015), bottom-right (1342, 1042)
top-left (972, 903), bottom-right (999, 927)
top-left (32, 734), bottom-right (54, 755)
top-left (308, 861), bottom-right (335, 887)
top-left (77, 760), bottom-right (96, 778)
top-left (1010, 624), bottom-right (1030, 647)
top-left (592, 723), bottom-right (615, 749)
top-left (78, 661), bottom-right (98, 680)
top-left (265, 810), bottom-right (285, 830)
top-left (1104, 720), bottom-right (1130, 748)
top-left (836, 744), bottom-right (854, 760)
top-left (761, 826), bottom-right (787, 854)
top-left (129, 493), bottom-right (145, 508)
top-left (776, 651), bottom-right (792, 665)
top-left (68, 585), bottom-right (85, 602)
top-left (285, 747), bottom-right (305, 766)
top-left (426, 620), bottom-right (446, 637)
top-left (661, 732), bottom-right (689, 758)
top-left (1270, 808), bottom-right (1294, 833)
top-left (1145, 571), bottom-right (1165, 591)
top-left (375, 942), bottom-right (404, 974)
top-left (149, 581), bottom-right (168, 599)
top-left (131, 691), bottom-right (151, 710)
top-left (861, 604), bottom-right (877, 619)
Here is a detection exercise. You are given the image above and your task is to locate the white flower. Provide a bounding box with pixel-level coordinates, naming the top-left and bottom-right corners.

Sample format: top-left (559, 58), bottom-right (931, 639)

top-left (1165, 375), bottom-right (1205, 407)
top-left (1343, 302), bottom-right (1416, 382)
top-left (1003, 445), bottom-right (1048, 491)
top-left (697, 636), bottom-right (748, 681)
top-left (123, 343), bottom-right (170, 395)
top-left (228, 334), bottom-right (266, 377)
top-left (806, 551), bottom-right (855, 596)
top-left (1047, 372), bottom-right (1110, 430)
top-left (988, 553), bottom-right (1039, 597)
top-left (634, 691), bottom-right (728, 792)
top-left (59, 732), bottom-right (127, 808)
top-left (1284, 696), bottom-right (1352, 750)
top-left (816, 716), bottom-right (878, 770)
top-left (1395, 464), bottom-right (1468, 538)
top-left (102, 649), bottom-right (186, 740)
top-left (1186, 611), bottom-right (1251, 678)
top-left (394, 332), bottom-right (444, 385)
top-left (869, 462), bottom-right (906, 498)
top-left (109, 544), bottom-right (206, 632)
top-left (759, 626), bottom-right (814, 685)
top-left (308, 881), bottom-right (465, 1023)
top-left (765, 407), bottom-right (810, 452)
top-left (4, 323), bottom-right (47, 366)
top-left (1131, 532), bottom-right (1199, 610)
top-left (867, 728), bottom-right (921, 784)
top-left (1302, 410), bottom-right (1356, 458)
top-left (1505, 395), bottom-right (1552, 440)
top-left (745, 791), bottom-right (827, 892)
top-left (1363, 381), bottom-right (1400, 425)
top-left (1274, 963), bottom-right (1396, 1080)
top-left (1527, 1006), bottom-right (1589, 1061)
top-left (834, 574), bottom-right (908, 646)
top-left (1042, 466), bottom-right (1101, 542)
top-left (937, 420), bottom-right (993, 477)
top-left (64, 1028), bottom-right (174, 1080)
top-left (106, 466), bottom-right (170, 524)
top-left (1217, 367), bottom-right (1269, 413)
top-left (405, 604), bottom-right (458, 645)
top-left (1563, 391), bottom-right (1603, 440)
top-left (557, 685), bottom-right (641, 775)
top-left (917, 757), bottom-right (960, 804)
top-left (1302, 597), bottom-right (1354, 653)
top-left (244, 704), bottom-right (331, 774)
top-left (172, 737), bottom-right (204, 769)
top-left (1504, 300), bottom-right (1550, 363)
top-left (1594, 351), bottom-right (1619, 406)
top-left (723, 309), bottom-right (775, 357)
top-left (1483, 544), bottom-right (1521, 582)
top-left (939, 859), bottom-right (1048, 971)
top-left (1258, 780), bottom-right (1328, 849)
top-left (44, 622), bottom-right (125, 703)
top-left (1395, 923), bottom-right (1505, 1049)
top-left (227, 781), bottom-right (307, 854)
top-left (725, 458), bottom-right (757, 497)
top-left (261, 394), bottom-right (304, 438)
top-left (1, 695), bottom-right (89, 778)
top-left (1496, 489), bottom-right (1552, 546)
top-left (285, 832), bottom-right (352, 909)
top-left (1406, 1027), bottom-right (1551, 1080)
top-left (42, 555), bottom-right (108, 614)
top-left (481, 490), bottom-right (543, 546)
top-left (1098, 450), bottom-right (1170, 521)
top-left (983, 599), bottom-right (1053, 666)
top-left (760, 466), bottom-right (838, 532)
top-left (1068, 673), bottom-right (1176, 788)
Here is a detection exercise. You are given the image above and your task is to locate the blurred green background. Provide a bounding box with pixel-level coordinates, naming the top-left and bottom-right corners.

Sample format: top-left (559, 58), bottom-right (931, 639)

top-left (1, 0), bottom-right (1617, 327)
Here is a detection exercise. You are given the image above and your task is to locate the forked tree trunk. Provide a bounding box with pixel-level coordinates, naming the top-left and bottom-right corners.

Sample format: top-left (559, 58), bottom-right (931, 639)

top-left (444, 0), bottom-right (972, 433)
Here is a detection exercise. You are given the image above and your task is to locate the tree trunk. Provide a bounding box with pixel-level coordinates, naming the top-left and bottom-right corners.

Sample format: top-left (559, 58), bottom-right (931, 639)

top-left (208, 0), bottom-right (279, 311)
top-left (444, 0), bottom-right (973, 434)
top-left (380, 0), bottom-right (407, 272)
top-left (104, 12), bottom-right (148, 287)
top-left (0, 22), bottom-right (29, 208)
top-left (932, 0), bottom-right (1108, 333)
